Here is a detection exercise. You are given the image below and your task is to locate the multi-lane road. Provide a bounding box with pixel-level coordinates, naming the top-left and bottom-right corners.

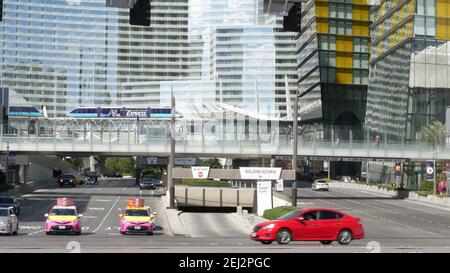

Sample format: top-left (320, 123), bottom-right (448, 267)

top-left (1, 179), bottom-right (450, 252)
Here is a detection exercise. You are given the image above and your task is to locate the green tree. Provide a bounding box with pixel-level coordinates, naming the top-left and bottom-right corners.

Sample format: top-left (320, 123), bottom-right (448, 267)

top-left (105, 157), bottom-right (135, 175)
top-left (202, 158), bottom-right (223, 169)
top-left (419, 121), bottom-right (446, 149)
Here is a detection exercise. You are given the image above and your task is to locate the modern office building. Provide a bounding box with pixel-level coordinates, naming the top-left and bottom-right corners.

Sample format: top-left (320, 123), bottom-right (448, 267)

top-left (364, 0), bottom-right (450, 142)
top-left (295, 0), bottom-right (372, 142)
top-left (0, 0), bottom-right (190, 117)
top-left (0, 0), bottom-right (298, 118)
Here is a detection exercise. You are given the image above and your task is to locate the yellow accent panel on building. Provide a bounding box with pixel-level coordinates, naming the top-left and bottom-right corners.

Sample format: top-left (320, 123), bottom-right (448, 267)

top-left (353, 0), bottom-right (368, 5)
top-left (406, 21), bottom-right (413, 38)
top-left (336, 53), bottom-right (353, 69)
top-left (316, 2), bottom-right (329, 18)
top-left (436, 18), bottom-right (450, 40)
top-left (336, 69), bottom-right (353, 84)
top-left (316, 19), bottom-right (329, 33)
top-left (336, 37), bottom-right (353, 52)
top-left (353, 7), bottom-right (369, 21)
top-left (437, 0), bottom-right (450, 18)
top-left (353, 23), bottom-right (369, 37)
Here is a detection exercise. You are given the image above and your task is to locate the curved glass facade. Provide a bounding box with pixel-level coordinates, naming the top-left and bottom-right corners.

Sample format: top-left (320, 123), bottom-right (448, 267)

top-left (0, 0), bottom-right (298, 118)
top-left (0, 0), bottom-right (190, 117)
top-left (365, 0), bottom-right (450, 142)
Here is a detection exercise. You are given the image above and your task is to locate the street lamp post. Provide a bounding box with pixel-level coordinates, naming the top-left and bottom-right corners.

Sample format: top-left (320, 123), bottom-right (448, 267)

top-left (291, 91), bottom-right (299, 206)
top-left (5, 141), bottom-right (9, 185)
top-left (167, 88), bottom-right (176, 208)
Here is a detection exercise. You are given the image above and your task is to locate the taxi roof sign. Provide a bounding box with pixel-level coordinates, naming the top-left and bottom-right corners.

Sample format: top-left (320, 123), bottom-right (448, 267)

top-left (128, 198), bottom-right (144, 207)
top-left (56, 197), bottom-right (74, 207)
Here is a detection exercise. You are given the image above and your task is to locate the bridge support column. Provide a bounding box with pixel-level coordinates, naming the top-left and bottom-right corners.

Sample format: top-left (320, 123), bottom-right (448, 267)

top-left (19, 165), bottom-right (27, 184)
top-left (89, 156), bottom-right (95, 172)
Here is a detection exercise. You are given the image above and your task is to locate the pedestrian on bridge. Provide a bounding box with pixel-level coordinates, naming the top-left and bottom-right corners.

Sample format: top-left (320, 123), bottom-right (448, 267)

top-left (375, 134), bottom-right (381, 147)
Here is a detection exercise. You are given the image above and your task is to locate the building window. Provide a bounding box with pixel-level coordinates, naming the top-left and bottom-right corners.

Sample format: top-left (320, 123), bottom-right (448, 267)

top-left (319, 36), bottom-right (337, 51)
top-left (353, 37), bottom-right (368, 53)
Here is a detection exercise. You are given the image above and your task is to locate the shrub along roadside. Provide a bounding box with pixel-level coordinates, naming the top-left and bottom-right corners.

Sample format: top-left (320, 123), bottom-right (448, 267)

top-left (263, 206), bottom-right (299, 220)
top-left (181, 179), bottom-right (231, 187)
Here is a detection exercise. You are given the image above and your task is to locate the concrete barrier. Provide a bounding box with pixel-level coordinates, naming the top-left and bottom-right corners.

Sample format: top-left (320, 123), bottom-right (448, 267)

top-left (175, 185), bottom-right (255, 208)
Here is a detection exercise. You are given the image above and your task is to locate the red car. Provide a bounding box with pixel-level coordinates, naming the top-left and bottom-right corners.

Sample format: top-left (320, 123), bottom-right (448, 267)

top-left (251, 208), bottom-right (364, 245)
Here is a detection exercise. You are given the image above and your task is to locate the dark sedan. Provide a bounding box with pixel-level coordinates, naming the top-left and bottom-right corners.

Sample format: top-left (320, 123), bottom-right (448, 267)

top-left (103, 172), bottom-right (123, 178)
top-left (57, 173), bottom-right (79, 187)
top-left (0, 197), bottom-right (20, 215)
top-left (139, 178), bottom-right (159, 190)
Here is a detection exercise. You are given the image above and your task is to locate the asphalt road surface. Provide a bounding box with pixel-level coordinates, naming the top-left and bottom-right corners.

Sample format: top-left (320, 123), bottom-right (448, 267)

top-left (1, 179), bottom-right (450, 252)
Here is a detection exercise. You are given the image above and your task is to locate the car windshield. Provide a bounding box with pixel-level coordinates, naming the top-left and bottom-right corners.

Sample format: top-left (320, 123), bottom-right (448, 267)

top-left (125, 209), bottom-right (149, 217)
top-left (61, 175), bottom-right (75, 179)
top-left (0, 209), bottom-right (8, 217)
top-left (50, 208), bottom-right (77, 216)
top-left (0, 198), bottom-right (13, 204)
top-left (277, 209), bottom-right (302, 220)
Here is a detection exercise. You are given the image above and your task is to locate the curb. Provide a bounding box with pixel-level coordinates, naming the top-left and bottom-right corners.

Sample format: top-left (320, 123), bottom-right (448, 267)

top-left (160, 193), bottom-right (190, 237)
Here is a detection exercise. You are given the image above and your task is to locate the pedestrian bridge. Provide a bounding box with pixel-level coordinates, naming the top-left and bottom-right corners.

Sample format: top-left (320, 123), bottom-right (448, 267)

top-left (1, 117), bottom-right (447, 160)
top-left (1, 135), bottom-right (448, 160)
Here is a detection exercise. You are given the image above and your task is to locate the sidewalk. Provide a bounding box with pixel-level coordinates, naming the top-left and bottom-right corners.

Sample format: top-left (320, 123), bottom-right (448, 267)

top-left (329, 182), bottom-right (450, 209)
top-left (160, 192), bottom-right (190, 237)
top-left (0, 179), bottom-right (54, 197)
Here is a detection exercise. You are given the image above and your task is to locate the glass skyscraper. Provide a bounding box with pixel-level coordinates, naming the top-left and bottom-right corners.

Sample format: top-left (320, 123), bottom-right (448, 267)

top-left (295, 0), bottom-right (372, 141)
top-left (365, 0), bottom-right (450, 142)
top-left (0, 0), bottom-right (298, 118)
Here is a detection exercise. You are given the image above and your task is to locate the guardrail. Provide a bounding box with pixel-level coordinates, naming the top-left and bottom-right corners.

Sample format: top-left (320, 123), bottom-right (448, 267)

top-left (0, 135), bottom-right (448, 160)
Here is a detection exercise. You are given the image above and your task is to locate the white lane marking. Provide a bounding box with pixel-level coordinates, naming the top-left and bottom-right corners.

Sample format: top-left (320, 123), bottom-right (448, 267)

top-left (20, 226), bottom-right (42, 230)
top-left (92, 196), bottom-right (120, 233)
top-left (82, 216), bottom-right (99, 219)
top-left (88, 207), bottom-right (105, 211)
top-left (26, 230), bottom-right (44, 236)
top-left (122, 187), bottom-right (127, 191)
top-left (95, 199), bottom-right (112, 202)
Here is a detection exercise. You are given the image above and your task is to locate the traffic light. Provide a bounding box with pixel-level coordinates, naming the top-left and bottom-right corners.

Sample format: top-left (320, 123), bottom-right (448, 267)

top-left (283, 3), bottom-right (301, 32)
top-left (130, 0), bottom-right (151, 26)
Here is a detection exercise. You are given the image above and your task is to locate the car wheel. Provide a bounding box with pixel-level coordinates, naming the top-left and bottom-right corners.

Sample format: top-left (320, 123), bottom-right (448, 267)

top-left (276, 229), bottom-right (292, 245)
top-left (120, 231), bottom-right (126, 235)
top-left (9, 224), bottom-right (14, 236)
top-left (46, 231), bottom-right (52, 235)
top-left (320, 240), bottom-right (332, 245)
top-left (261, 241), bottom-right (273, 245)
top-left (147, 232), bottom-right (154, 236)
top-left (75, 231), bottom-right (81, 236)
top-left (337, 230), bottom-right (353, 245)
top-left (13, 223), bottom-right (18, 235)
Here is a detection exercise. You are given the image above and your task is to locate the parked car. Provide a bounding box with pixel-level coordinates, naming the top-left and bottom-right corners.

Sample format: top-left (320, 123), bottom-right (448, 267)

top-left (0, 207), bottom-right (19, 235)
top-left (103, 172), bottom-right (123, 178)
top-left (0, 197), bottom-right (20, 215)
top-left (57, 173), bottom-right (82, 187)
top-left (312, 179), bottom-right (329, 191)
top-left (251, 208), bottom-right (364, 245)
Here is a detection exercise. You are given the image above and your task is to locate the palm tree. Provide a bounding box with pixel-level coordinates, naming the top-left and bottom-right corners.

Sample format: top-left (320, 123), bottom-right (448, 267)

top-left (419, 121), bottom-right (447, 149)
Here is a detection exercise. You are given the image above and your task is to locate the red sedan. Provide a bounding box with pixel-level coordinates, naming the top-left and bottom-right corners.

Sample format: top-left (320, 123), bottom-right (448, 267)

top-left (251, 208), bottom-right (364, 245)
